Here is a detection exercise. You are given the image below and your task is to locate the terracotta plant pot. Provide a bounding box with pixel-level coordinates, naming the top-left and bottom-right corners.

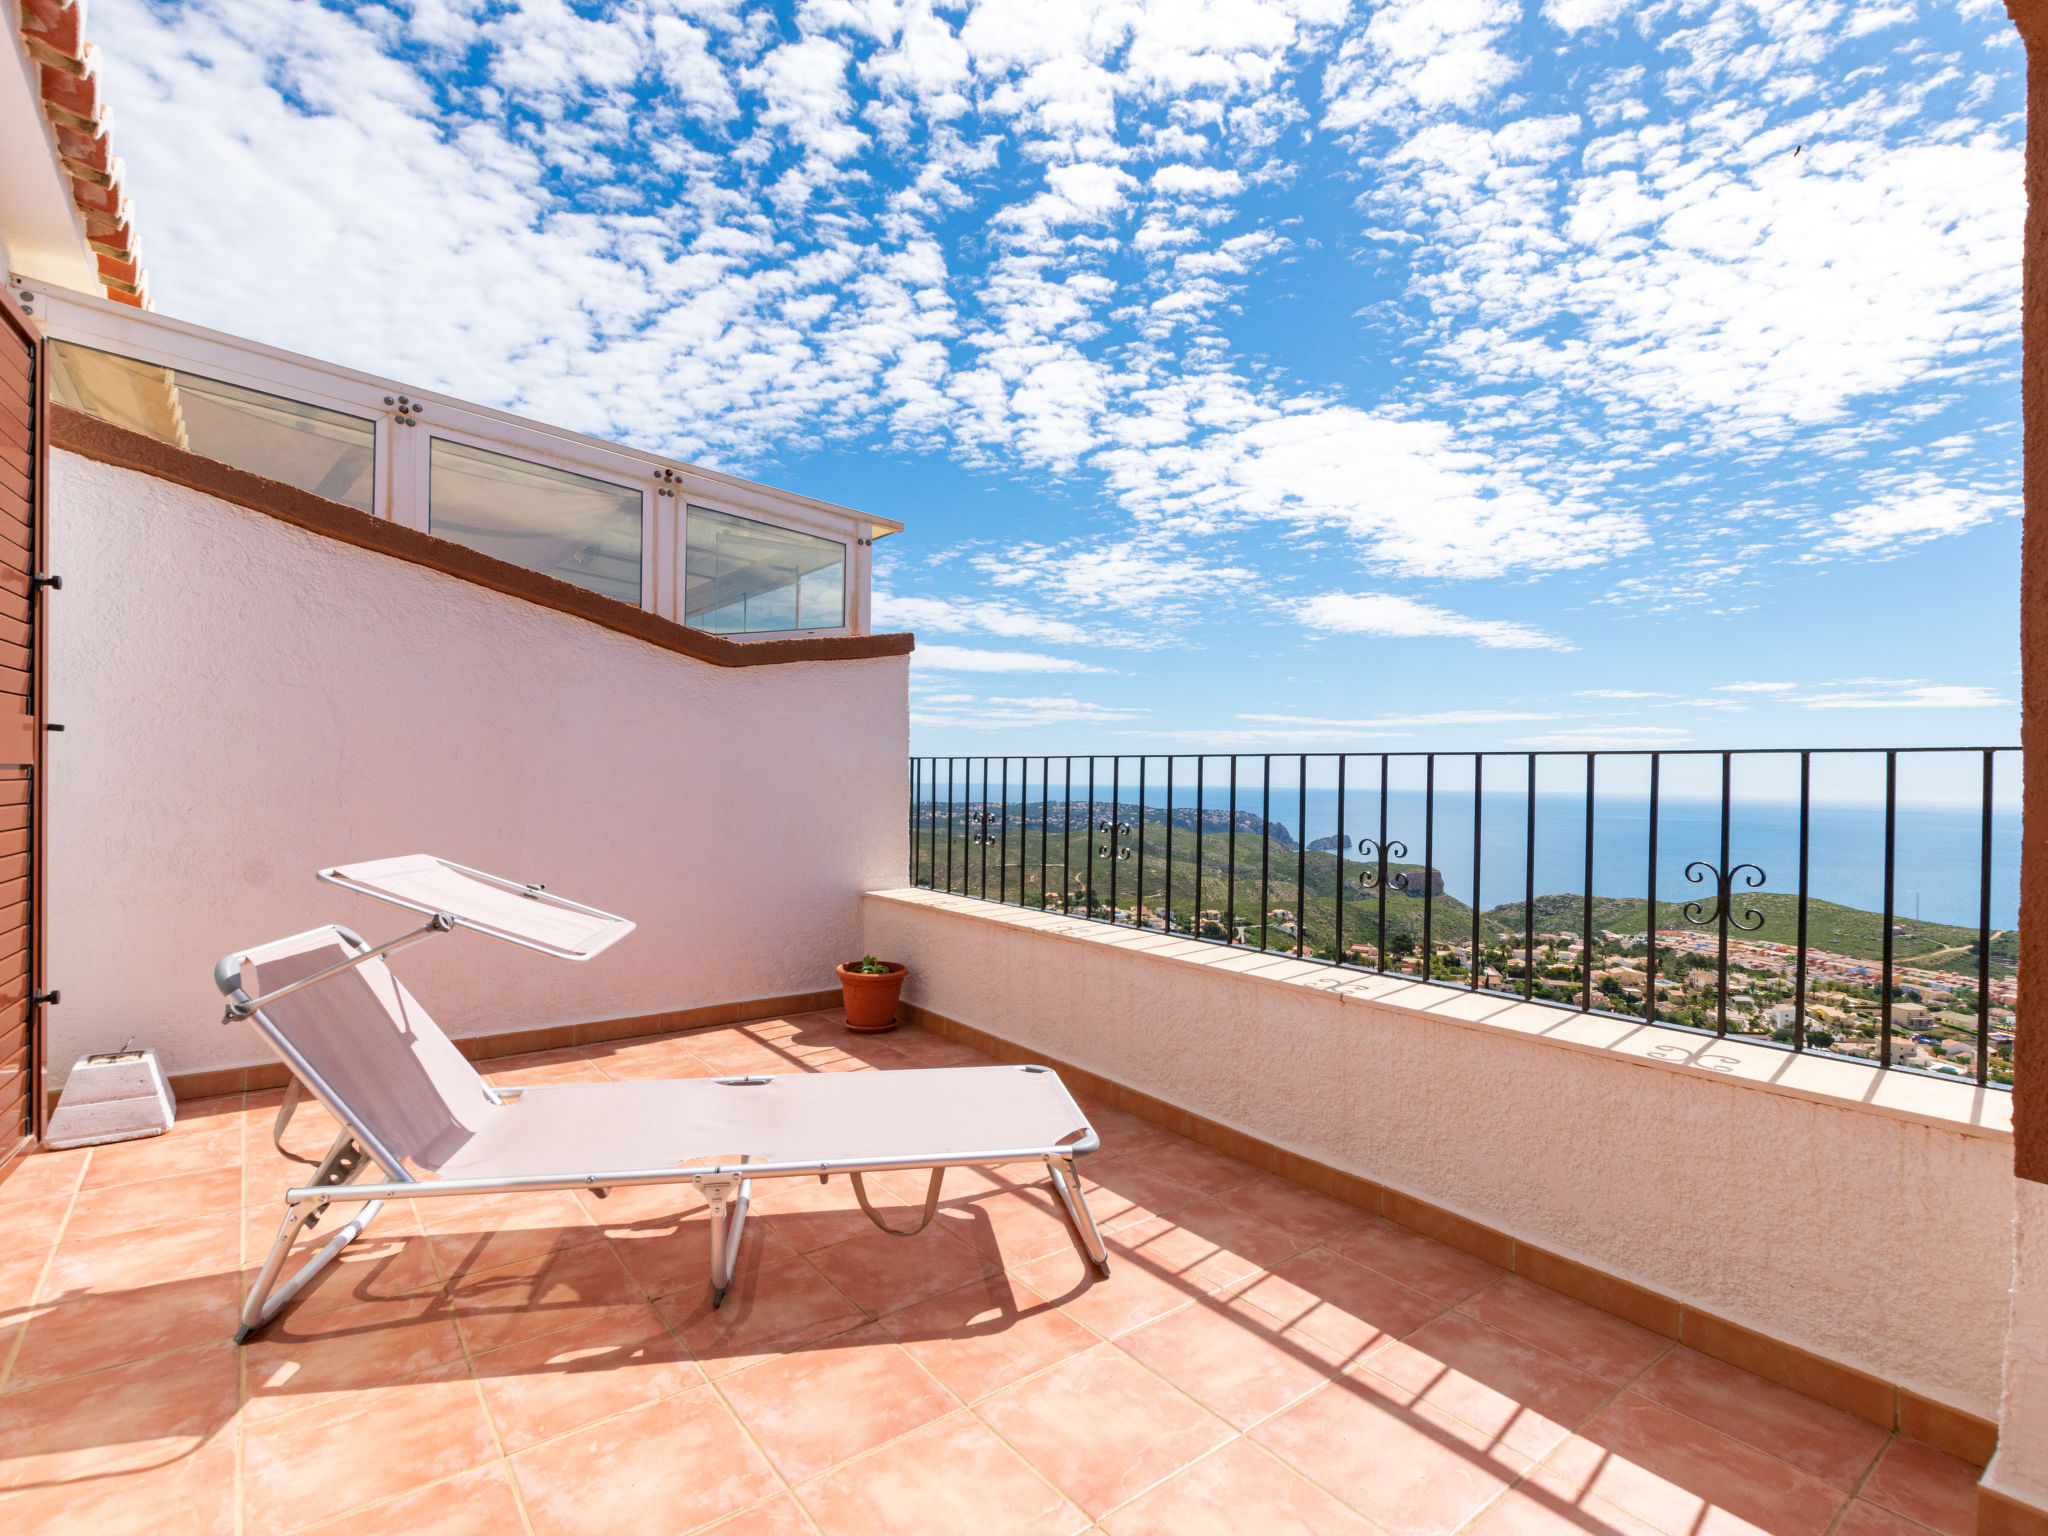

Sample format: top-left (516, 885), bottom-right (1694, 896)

top-left (837, 961), bottom-right (907, 1032)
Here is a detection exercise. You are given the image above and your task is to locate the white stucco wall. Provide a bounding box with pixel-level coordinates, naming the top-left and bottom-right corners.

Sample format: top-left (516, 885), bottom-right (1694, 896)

top-left (45, 452), bottom-right (909, 1082)
top-left (1989, 1177), bottom-right (2048, 1509)
top-left (866, 889), bottom-right (2016, 1421)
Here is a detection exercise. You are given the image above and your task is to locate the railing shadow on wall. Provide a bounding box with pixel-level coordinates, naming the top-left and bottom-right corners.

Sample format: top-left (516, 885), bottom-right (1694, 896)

top-left (909, 749), bottom-right (2020, 1089)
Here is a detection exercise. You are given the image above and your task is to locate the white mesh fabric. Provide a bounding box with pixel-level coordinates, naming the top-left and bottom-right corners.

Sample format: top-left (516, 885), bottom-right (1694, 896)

top-left (323, 855), bottom-right (633, 958)
top-left (239, 927), bottom-right (496, 1170)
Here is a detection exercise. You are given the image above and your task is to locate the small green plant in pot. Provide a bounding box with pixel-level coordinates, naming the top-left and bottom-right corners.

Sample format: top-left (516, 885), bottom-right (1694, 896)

top-left (837, 954), bottom-right (907, 1032)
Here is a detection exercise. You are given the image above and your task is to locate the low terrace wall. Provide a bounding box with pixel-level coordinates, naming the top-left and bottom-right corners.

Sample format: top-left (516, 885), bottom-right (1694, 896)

top-left (864, 887), bottom-right (2016, 1430)
top-left (45, 450), bottom-right (909, 1086)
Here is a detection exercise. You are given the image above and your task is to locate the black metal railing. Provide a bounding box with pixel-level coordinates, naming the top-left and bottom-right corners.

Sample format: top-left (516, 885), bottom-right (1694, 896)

top-left (908, 749), bottom-right (2020, 1087)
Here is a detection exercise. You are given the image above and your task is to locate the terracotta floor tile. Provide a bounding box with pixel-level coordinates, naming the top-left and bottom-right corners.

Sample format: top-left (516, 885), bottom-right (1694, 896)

top-left (576, 1177), bottom-right (708, 1225)
top-left (0, 1425), bottom-right (236, 1536)
top-left (1330, 1219), bottom-right (1504, 1306)
top-left (295, 1463), bottom-right (527, 1536)
top-left (1119, 1292), bottom-right (1348, 1428)
top-left (935, 1187), bottom-right (1092, 1269)
top-left (695, 1038), bottom-right (806, 1075)
top-left (665, 1252), bottom-right (869, 1376)
top-left (720, 1324), bottom-right (957, 1481)
top-left (805, 1222), bottom-right (999, 1319)
top-left (1631, 1348), bottom-right (1886, 1490)
top-left (472, 1302), bottom-right (701, 1451)
top-left (65, 1167), bottom-right (243, 1241)
top-left (1222, 1173), bottom-right (1374, 1246)
top-left (243, 1294), bottom-right (467, 1422)
top-left (1545, 1395), bottom-right (1847, 1536)
top-left (80, 1126), bottom-right (240, 1190)
top-left (1149, 1197), bottom-right (1315, 1280)
top-left (1105, 1438), bottom-right (1377, 1536)
top-left (42, 1208), bottom-right (240, 1298)
top-left (416, 1190), bottom-right (599, 1279)
top-left (7, 1270), bottom-right (241, 1389)
top-left (1466, 1465), bottom-right (1668, 1536)
top-left (1013, 1240), bottom-right (1201, 1340)
top-left (1859, 1438), bottom-right (1980, 1536)
top-left (514, 1386), bottom-right (783, 1536)
top-left (264, 1232), bottom-right (447, 1319)
top-left (1252, 1377), bottom-right (1533, 1536)
top-left (607, 1207), bottom-right (797, 1301)
top-left (1122, 1140), bottom-right (1265, 1199)
top-left (797, 1411), bottom-right (1087, 1536)
top-left (0, 1148), bottom-right (87, 1204)
top-left (1833, 1499), bottom-right (1951, 1536)
top-left (244, 1371), bottom-right (499, 1533)
top-left (1458, 1276), bottom-right (1670, 1386)
top-left (1229, 1247), bottom-right (1446, 1360)
top-left (478, 1047), bottom-right (592, 1078)
top-left (753, 1173), bottom-right (923, 1254)
top-left (1070, 1099), bottom-right (1180, 1157)
top-left (0, 1341), bottom-right (238, 1489)
top-left (880, 1272), bottom-right (1099, 1402)
top-left (487, 1059), bottom-right (615, 1087)
top-left (583, 1038), bottom-right (725, 1080)
top-left (1062, 1156), bottom-right (1205, 1232)
top-left (977, 1344), bottom-right (1233, 1517)
top-left (0, 1192), bottom-right (74, 1252)
top-left (447, 1237), bottom-right (646, 1354)
top-left (0, 1250), bottom-right (45, 1315)
top-left (699, 1495), bottom-right (820, 1535)
top-left (1358, 1312), bottom-right (1617, 1460)
top-left (868, 1033), bottom-right (989, 1069)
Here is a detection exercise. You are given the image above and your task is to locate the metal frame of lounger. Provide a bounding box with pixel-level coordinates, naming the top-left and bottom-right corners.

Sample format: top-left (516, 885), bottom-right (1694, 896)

top-left (220, 871), bottom-right (1110, 1344)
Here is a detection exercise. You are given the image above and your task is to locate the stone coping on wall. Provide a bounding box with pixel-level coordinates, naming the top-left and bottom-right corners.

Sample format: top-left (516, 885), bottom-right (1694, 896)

top-left (49, 409), bottom-right (915, 669)
top-left (866, 886), bottom-right (2014, 1143)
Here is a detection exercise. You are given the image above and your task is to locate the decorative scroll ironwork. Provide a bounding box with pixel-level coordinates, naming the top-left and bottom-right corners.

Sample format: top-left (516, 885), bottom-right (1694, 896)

top-left (967, 809), bottom-right (1000, 848)
top-left (1095, 816), bottom-right (1133, 860)
top-left (1355, 839), bottom-right (1409, 892)
top-left (1681, 860), bottom-right (1767, 931)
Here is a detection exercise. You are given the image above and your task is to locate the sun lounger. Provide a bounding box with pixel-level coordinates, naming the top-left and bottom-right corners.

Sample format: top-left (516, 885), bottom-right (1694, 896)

top-left (217, 855), bottom-right (1108, 1342)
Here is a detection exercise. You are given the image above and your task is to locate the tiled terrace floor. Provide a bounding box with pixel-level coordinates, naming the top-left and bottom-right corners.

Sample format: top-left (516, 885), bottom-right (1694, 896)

top-left (0, 1013), bottom-right (1985, 1536)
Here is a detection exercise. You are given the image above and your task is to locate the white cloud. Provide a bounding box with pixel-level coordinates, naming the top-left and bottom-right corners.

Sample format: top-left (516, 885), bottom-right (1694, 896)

top-left (911, 692), bottom-right (1144, 729)
top-left (910, 644), bottom-right (1111, 673)
top-left (1324, 0), bottom-right (1522, 131)
top-left (1515, 726), bottom-right (1693, 747)
top-left (1814, 476), bottom-right (2011, 555)
top-left (1096, 396), bottom-right (1645, 579)
top-left (1238, 710), bottom-right (1561, 726)
top-left (872, 592), bottom-right (1098, 644)
top-left (85, 0), bottom-right (2020, 693)
top-left (1541, 0), bottom-right (1635, 33)
top-left (1297, 592), bottom-right (1575, 650)
top-left (1714, 681), bottom-right (1797, 693)
top-left (1793, 684), bottom-right (2012, 709)
top-left (1122, 727), bottom-right (1416, 746)
top-left (1576, 689), bottom-right (1671, 699)
top-left (969, 540), bottom-right (1252, 620)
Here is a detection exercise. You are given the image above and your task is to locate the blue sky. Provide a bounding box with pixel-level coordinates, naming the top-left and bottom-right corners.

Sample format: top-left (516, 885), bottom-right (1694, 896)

top-left (98, 0), bottom-right (2025, 764)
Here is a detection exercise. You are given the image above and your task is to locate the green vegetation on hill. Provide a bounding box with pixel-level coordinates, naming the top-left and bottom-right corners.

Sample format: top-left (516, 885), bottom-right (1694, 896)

top-left (910, 818), bottom-right (2014, 976)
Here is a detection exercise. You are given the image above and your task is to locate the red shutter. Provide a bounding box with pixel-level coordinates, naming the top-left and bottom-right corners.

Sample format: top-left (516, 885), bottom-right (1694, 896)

top-left (0, 289), bottom-right (50, 1164)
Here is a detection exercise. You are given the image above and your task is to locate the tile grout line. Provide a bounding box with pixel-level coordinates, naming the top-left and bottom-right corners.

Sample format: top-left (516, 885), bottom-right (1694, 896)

top-left (589, 1149), bottom-right (821, 1528)
top-left (0, 1141), bottom-right (90, 1395)
top-left (234, 1089), bottom-right (250, 1536)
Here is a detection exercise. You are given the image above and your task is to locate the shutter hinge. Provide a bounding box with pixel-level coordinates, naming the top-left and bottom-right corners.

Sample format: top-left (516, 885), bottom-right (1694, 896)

top-left (29, 574), bottom-right (60, 595)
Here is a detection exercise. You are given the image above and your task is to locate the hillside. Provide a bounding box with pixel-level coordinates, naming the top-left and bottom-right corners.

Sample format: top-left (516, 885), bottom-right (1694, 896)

top-left (910, 816), bottom-right (2013, 976)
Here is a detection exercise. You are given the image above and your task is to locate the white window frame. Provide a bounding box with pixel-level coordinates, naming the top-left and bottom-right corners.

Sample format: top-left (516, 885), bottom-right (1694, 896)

top-left (680, 498), bottom-right (855, 641)
top-left (21, 285), bottom-right (900, 633)
top-left (406, 402), bottom-right (657, 614)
